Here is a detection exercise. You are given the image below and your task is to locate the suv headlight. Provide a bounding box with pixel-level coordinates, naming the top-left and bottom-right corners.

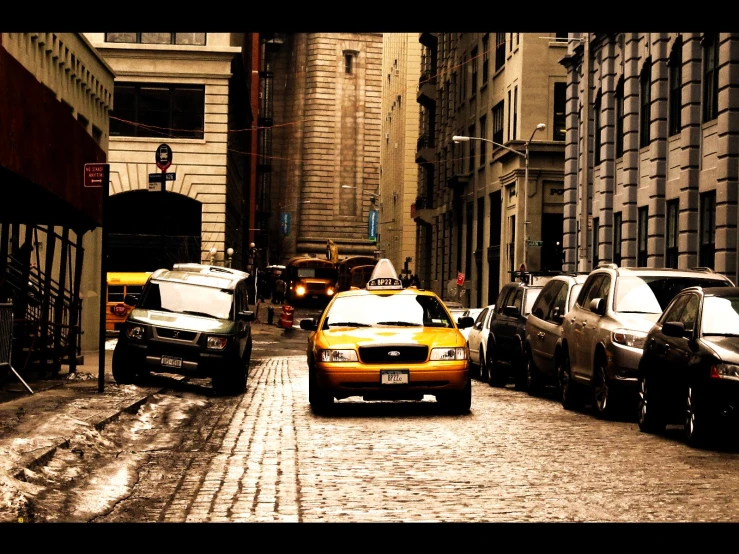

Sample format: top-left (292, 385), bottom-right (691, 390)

top-left (206, 336), bottom-right (228, 350)
top-left (712, 363), bottom-right (739, 381)
top-left (430, 347), bottom-right (467, 361)
top-left (296, 285), bottom-right (306, 296)
top-left (319, 349), bottom-right (358, 362)
top-left (126, 325), bottom-right (145, 340)
top-left (612, 329), bottom-right (647, 349)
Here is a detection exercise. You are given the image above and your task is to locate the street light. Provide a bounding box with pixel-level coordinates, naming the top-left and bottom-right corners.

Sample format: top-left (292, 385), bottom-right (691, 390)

top-left (226, 247), bottom-right (234, 268)
top-left (209, 245), bottom-right (217, 265)
top-left (453, 122), bottom-right (546, 270)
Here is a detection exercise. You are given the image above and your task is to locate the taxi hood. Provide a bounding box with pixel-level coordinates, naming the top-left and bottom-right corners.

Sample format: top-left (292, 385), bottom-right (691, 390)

top-left (320, 326), bottom-right (464, 349)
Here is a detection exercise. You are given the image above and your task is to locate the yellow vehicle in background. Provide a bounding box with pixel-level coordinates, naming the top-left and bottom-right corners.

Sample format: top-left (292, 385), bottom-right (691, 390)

top-left (106, 272), bottom-right (151, 334)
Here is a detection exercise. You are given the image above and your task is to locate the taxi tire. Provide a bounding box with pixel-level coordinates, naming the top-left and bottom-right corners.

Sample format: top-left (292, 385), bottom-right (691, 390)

top-left (309, 365), bottom-right (334, 414)
top-left (439, 379), bottom-right (471, 415)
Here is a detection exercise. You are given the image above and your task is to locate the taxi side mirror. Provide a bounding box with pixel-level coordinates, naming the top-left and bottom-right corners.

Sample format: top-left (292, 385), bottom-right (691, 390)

top-left (457, 316), bottom-right (475, 329)
top-left (300, 318), bottom-right (317, 331)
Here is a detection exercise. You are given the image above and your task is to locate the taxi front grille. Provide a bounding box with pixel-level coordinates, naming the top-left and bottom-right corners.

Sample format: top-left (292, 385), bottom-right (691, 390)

top-left (358, 345), bottom-right (428, 364)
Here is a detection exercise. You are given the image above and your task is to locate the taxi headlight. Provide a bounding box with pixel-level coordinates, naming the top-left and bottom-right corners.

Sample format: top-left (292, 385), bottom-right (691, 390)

top-left (126, 325), bottom-right (145, 340)
top-left (430, 347), bottom-right (467, 361)
top-left (611, 329), bottom-right (647, 349)
top-left (206, 336), bottom-right (228, 350)
top-left (296, 285), bottom-right (306, 296)
top-left (319, 349), bottom-right (358, 362)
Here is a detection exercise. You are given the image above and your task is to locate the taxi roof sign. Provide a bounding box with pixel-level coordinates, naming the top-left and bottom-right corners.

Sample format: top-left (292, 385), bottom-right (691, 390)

top-left (366, 258), bottom-right (403, 290)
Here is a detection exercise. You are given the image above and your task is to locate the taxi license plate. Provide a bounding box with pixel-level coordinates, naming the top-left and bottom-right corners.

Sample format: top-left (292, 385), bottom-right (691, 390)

top-left (381, 370), bottom-right (409, 385)
top-left (161, 355), bottom-right (182, 369)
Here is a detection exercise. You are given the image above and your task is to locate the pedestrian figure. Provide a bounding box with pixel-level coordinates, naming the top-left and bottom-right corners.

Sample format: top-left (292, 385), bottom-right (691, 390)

top-left (273, 278), bottom-right (286, 304)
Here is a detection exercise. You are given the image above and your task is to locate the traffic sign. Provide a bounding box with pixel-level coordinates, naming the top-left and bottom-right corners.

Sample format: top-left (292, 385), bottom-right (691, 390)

top-left (148, 172), bottom-right (176, 181)
top-left (84, 163), bottom-right (109, 188)
top-left (155, 144), bottom-right (173, 170)
top-left (528, 240), bottom-right (544, 247)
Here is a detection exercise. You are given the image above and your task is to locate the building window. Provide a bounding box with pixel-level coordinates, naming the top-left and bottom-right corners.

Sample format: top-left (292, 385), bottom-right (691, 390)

top-left (461, 55), bottom-right (467, 99)
top-left (507, 215), bottom-right (516, 276)
top-left (493, 101), bottom-right (504, 146)
top-left (700, 191), bottom-right (716, 269)
top-left (507, 90), bottom-right (512, 141)
top-left (666, 199), bottom-right (679, 268)
top-left (613, 212), bottom-right (622, 266)
top-left (495, 32), bottom-right (506, 71)
top-left (638, 206), bottom-right (648, 266)
top-left (345, 53), bottom-right (354, 74)
top-left (592, 217), bottom-right (599, 268)
top-left (92, 125), bottom-right (103, 145)
top-left (479, 115), bottom-right (487, 166)
top-left (555, 32), bottom-right (568, 43)
top-left (703, 33), bottom-right (719, 123)
top-left (482, 34), bottom-right (489, 84)
top-left (593, 92), bottom-right (602, 166)
top-left (512, 86), bottom-right (518, 140)
top-left (669, 39), bottom-right (683, 136)
top-left (471, 47), bottom-right (478, 93)
top-left (105, 33), bottom-right (206, 45)
top-left (468, 124), bottom-right (475, 172)
top-left (110, 83), bottom-right (205, 139)
top-left (553, 82), bottom-right (566, 141)
top-left (615, 78), bottom-right (624, 157)
top-left (640, 60), bottom-right (652, 148)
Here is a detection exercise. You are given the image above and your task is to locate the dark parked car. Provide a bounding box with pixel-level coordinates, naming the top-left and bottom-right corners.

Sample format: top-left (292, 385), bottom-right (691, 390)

top-left (559, 264), bottom-right (734, 418)
top-left (637, 286), bottom-right (739, 446)
top-left (112, 263), bottom-right (255, 395)
top-left (524, 272), bottom-right (588, 396)
top-left (487, 273), bottom-right (553, 389)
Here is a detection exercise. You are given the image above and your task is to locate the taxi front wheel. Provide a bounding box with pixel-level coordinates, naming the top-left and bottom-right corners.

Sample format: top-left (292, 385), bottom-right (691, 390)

top-left (309, 365), bottom-right (334, 414)
top-left (438, 379), bottom-right (471, 415)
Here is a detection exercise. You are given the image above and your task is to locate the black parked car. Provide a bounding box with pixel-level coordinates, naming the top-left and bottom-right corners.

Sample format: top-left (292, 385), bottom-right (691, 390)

top-left (637, 286), bottom-right (739, 446)
top-left (486, 272), bottom-right (553, 389)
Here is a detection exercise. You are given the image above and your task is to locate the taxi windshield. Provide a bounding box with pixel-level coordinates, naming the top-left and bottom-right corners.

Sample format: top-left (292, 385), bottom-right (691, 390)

top-left (323, 293), bottom-right (454, 328)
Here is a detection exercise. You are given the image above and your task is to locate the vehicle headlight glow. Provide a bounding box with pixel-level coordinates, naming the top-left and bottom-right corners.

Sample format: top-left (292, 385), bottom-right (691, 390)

top-left (612, 329), bottom-right (647, 349)
top-left (327, 287), bottom-right (335, 296)
top-left (126, 325), bottom-right (145, 340)
top-left (296, 285), bottom-right (306, 296)
top-left (206, 336), bottom-right (228, 350)
top-left (712, 363), bottom-right (739, 381)
top-left (319, 349), bottom-right (358, 362)
top-left (430, 347), bottom-right (467, 361)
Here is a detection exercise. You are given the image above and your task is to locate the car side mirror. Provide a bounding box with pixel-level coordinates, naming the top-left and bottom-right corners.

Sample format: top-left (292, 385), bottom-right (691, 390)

top-left (238, 310), bottom-right (256, 322)
top-left (300, 318), bottom-right (317, 331)
top-left (503, 305), bottom-right (521, 318)
top-left (124, 294), bottom-right (138, 306)
top-left (457, 316), bottom-right (475, 329)
top-left (589, 298), bottom-right (606, 315)
top-left (662, 321), bottom-right (686, 338)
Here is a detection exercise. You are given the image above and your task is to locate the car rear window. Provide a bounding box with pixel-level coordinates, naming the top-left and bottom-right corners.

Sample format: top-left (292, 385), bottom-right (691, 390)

top-left (615, 276), bottom-right (731, 313)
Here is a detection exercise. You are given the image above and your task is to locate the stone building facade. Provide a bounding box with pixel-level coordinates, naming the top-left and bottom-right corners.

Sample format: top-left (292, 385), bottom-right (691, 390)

top-left (414, 33), bottom-right (567, 307)
top-left (379, 33), bottom-right (421, 277)
top-left (265, 33), bottom-right (384, 263)
top-left (561, 33), bottom-right (739, 284)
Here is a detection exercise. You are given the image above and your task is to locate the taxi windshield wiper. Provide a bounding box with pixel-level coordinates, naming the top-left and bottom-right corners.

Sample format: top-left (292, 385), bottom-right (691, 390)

top-left (376, 321), bottom-right (421, 326)
top-left (328, 322), bottom-right (371, 327)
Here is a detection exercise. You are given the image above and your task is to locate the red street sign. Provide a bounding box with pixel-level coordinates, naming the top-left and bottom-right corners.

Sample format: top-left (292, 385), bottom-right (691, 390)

top-left (457, 272), bottom-right (465, 286)
top-left (84, 163), bottom-right (109, 188)
top-left (156, 144), bottom-right (173, 171)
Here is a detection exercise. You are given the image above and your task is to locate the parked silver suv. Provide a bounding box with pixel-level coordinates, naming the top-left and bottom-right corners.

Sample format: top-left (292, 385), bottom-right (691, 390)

top-left (558, 264), bottom-right (733, 418)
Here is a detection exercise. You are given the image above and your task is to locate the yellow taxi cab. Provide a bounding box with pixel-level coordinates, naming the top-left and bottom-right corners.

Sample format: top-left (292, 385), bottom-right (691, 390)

top-left (299, 258), bottom-right (475, 414)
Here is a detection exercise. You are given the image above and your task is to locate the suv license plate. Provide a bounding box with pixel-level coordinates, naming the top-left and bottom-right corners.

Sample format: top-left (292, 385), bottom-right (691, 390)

top-left (161, 355), bottom-right (182, 368)
top-left (381, 370), bottom-right (409, 385)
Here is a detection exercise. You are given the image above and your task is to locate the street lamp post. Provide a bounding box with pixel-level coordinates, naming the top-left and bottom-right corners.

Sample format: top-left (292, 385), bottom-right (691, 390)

top-left (453, 122), bottom-right (545, 271)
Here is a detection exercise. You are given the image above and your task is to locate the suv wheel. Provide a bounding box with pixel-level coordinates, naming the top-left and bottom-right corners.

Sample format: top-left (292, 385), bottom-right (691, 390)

top-left (637, 375), bottom-right (666, 434)
top-left (513, 345), bottom-right (527, 391)
top-left (111, 345), bottom-right (136, 385)
top-left (558, 350), bottom-right (579, 410)
top-left (684, 385), bottom-right (711, 447)
top-left (593, 354), bottom-right (615, 419)
top-left (487, 342), bottom-right (506, 387)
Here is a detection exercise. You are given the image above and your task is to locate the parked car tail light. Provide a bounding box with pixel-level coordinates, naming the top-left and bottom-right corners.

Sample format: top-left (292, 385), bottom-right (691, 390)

top-left (206, 336), bottom-right (228, 350)
top-left (430, 347), bottom-right (467, 361)
top-left (320, 349), bottom-right (358, 362)
top-left (126, 325), bottom-right (145, 340)
top-left (612, 329), bottom-right (647, 349)
top-left (711, 363), bottom-right (739, 381)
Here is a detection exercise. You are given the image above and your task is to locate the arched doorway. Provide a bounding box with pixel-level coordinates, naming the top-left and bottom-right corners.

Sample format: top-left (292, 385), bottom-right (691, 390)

top-left (107, 190), bottom-right (202, 271)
